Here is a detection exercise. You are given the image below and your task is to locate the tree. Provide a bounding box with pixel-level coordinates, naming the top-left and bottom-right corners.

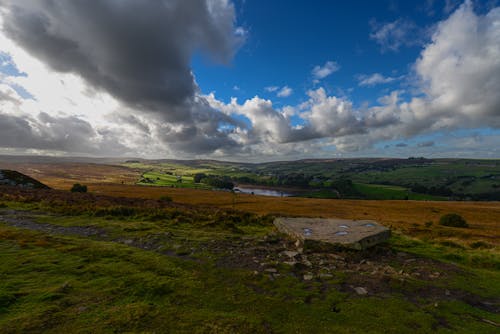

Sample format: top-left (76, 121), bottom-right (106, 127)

top-left (193, 173), bottom-right (207, 183)
top-left (70, 183), bottom-right (87, 193)
top-left (439, 213), bottom-right (468, 228)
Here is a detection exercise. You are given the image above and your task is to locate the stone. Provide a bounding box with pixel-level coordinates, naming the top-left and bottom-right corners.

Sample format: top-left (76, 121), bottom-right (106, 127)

top-left (303, 260), bottom-right (313, 267)
top-left (274, 217), bottom-right (391, 250)
top-left (282, 251), bottom-right (299, 258)
top-left (354, 287), bottom-right (368, 295)
top-left (264, 268), bottom-right (277, 273)
top-left (303, 274), bottom-right (314, 281)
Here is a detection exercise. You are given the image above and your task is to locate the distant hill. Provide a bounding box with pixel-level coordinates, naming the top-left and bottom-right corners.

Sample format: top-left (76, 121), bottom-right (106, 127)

top-left (0, 170), bottom-right (50, 189)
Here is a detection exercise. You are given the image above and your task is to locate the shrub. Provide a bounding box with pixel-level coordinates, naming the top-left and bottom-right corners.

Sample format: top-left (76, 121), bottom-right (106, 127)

top-left (469, 241), bottom-right (493, 249)
top-left (159, 195), bottom-right (173, 202)
top-left (70, 183), bottom-right (87, 193)
top-left (439, 213), bottom-right (469, 228)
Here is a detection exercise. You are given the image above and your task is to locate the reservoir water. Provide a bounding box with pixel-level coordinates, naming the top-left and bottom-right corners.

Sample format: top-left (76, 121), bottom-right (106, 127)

top-left (234, 187), bottom-right (292, 197)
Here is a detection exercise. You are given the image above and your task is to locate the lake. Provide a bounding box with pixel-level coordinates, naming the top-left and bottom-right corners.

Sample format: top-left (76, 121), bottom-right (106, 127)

top-left (234, 187), bottom-right (292, 197)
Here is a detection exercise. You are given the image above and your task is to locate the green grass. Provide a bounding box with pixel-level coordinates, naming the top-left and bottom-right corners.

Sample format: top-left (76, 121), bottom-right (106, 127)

top-left (353, 183), bottom-right (447, 200)
top-left (138, 171), bottom-right (211, 189)
top-left (0, 200), bottom-right (499, 333)
top-left (124, 158), bottom-right (500, 200)
top-left (1, 224), bottom-right (498, 333)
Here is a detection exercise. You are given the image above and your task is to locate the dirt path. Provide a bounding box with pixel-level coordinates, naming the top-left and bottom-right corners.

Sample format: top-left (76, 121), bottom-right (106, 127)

top-left (0, 210), bottom-right (106, 237)
top-left (0, 209), bottom-right (195, 260)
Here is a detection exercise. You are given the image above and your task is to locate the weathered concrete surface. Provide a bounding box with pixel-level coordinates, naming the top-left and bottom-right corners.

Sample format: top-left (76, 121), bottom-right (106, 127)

top-left (274, 217), bottom-right (391, 250)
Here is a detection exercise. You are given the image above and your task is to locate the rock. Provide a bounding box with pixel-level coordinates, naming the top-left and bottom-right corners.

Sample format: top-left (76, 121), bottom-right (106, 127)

top-left (283, 261), bottom-right (296, 266)
top-left (328, 254), bottom-right (345, 261)
top-left (303, 274), bottom-right (314, 281)
top-left (303, 260), bottom-right (313, 267)
top-left (282, 251), bottom-right (299, 258)
top-left (319, 273), bottom-right (333, 279)
top-left (274, 217), bottom-right (391, 250)
top-left (353, 287), bottom-right (368, 295)
top-left (264, 268), bottom-right (277, 273)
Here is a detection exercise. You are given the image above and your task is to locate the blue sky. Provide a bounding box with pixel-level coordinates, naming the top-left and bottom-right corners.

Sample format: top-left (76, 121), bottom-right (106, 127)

top-left (0, 0), bottom-right (499, 160)
top-left (193, 0), bottom-right (475, 106)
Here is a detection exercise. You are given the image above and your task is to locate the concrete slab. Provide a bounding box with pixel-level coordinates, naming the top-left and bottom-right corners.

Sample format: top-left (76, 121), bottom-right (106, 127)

top-left (274, 217), bottom-right (391, 250)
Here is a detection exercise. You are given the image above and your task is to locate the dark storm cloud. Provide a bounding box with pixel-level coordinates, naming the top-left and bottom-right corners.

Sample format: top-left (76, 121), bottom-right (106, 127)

top-left (0, 0), bottom-right (242, 122)
top-left (0, 112), bottom-right (128, 154)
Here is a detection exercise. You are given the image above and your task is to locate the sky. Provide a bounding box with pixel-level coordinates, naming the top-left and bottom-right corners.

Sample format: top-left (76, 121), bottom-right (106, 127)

top-left (0, 0), bottom-right (499, 161)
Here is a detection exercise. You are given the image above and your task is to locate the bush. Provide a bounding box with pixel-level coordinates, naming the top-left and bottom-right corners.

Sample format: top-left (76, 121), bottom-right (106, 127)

top-left (159, 195), bottom-right (173, 202)
top-left (439, 213), bottom-right (469, 228)
top-left (70, 183), bottom-right (87, 193)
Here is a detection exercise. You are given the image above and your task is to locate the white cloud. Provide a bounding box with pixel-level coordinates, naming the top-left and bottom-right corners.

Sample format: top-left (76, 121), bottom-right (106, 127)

top-left (357, 73), bottom-right (397, 86)
top-left (370, 18), bottom-right (422, 52)
top-left (312, 61), bottom-right (340, 81)
top-left (277, 86), bottom-right (293, 97)
top-left (264, 86), bottom-right (279, 92)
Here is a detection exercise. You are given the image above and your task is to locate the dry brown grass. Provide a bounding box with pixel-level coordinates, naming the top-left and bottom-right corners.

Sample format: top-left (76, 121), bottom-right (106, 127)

top-left (0, 162), bottom-right (140, 189)
top-left (80, 184), bottom-right (499, 245)
top-left (3, 162), bottom-right (499, 245)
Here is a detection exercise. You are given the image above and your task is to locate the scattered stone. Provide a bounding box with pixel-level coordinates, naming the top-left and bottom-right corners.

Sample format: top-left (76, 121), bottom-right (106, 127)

top-left (282, 251), bottom-right (299, 258)
top-left (264, 268), bottom-right (277, 273)
top-left (354, 287), bottom-right (368, 295)
top-left (303, 274), bottom-right (314, 281)
top-left (303, 260), bottom-right (313, 267)
top-left (77, 306), bottom-right (88, 313)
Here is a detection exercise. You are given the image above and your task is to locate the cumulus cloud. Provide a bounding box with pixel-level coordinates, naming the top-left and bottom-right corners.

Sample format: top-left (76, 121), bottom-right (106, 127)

top-left (414, 0), bottom-right (500, 123)
top-left (0, 0), bottom-right (243, 121)
top-left (312, 61), bottom-right (340, 81)
top-left (357, 73), bottom-right (398, 86)
top-left (0, 0), bottom-right (247, 156)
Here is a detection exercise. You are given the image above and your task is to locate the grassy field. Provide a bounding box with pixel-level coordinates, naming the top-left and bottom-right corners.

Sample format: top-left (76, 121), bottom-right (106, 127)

top-left (352, 183), bottom-right (446, 201)
top-left (0, 187), bottom-right (499, 333)
top-left (138, 171), bottom-right (211, 189)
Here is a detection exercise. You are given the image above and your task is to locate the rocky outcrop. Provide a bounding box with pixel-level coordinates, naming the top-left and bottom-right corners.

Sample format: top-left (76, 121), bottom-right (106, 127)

top-left (0, 170), bottom-right (50, 189)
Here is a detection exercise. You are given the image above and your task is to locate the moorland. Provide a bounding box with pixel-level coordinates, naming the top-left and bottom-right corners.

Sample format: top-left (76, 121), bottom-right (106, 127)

top-left (0, 155), bottom-right (499, 333)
